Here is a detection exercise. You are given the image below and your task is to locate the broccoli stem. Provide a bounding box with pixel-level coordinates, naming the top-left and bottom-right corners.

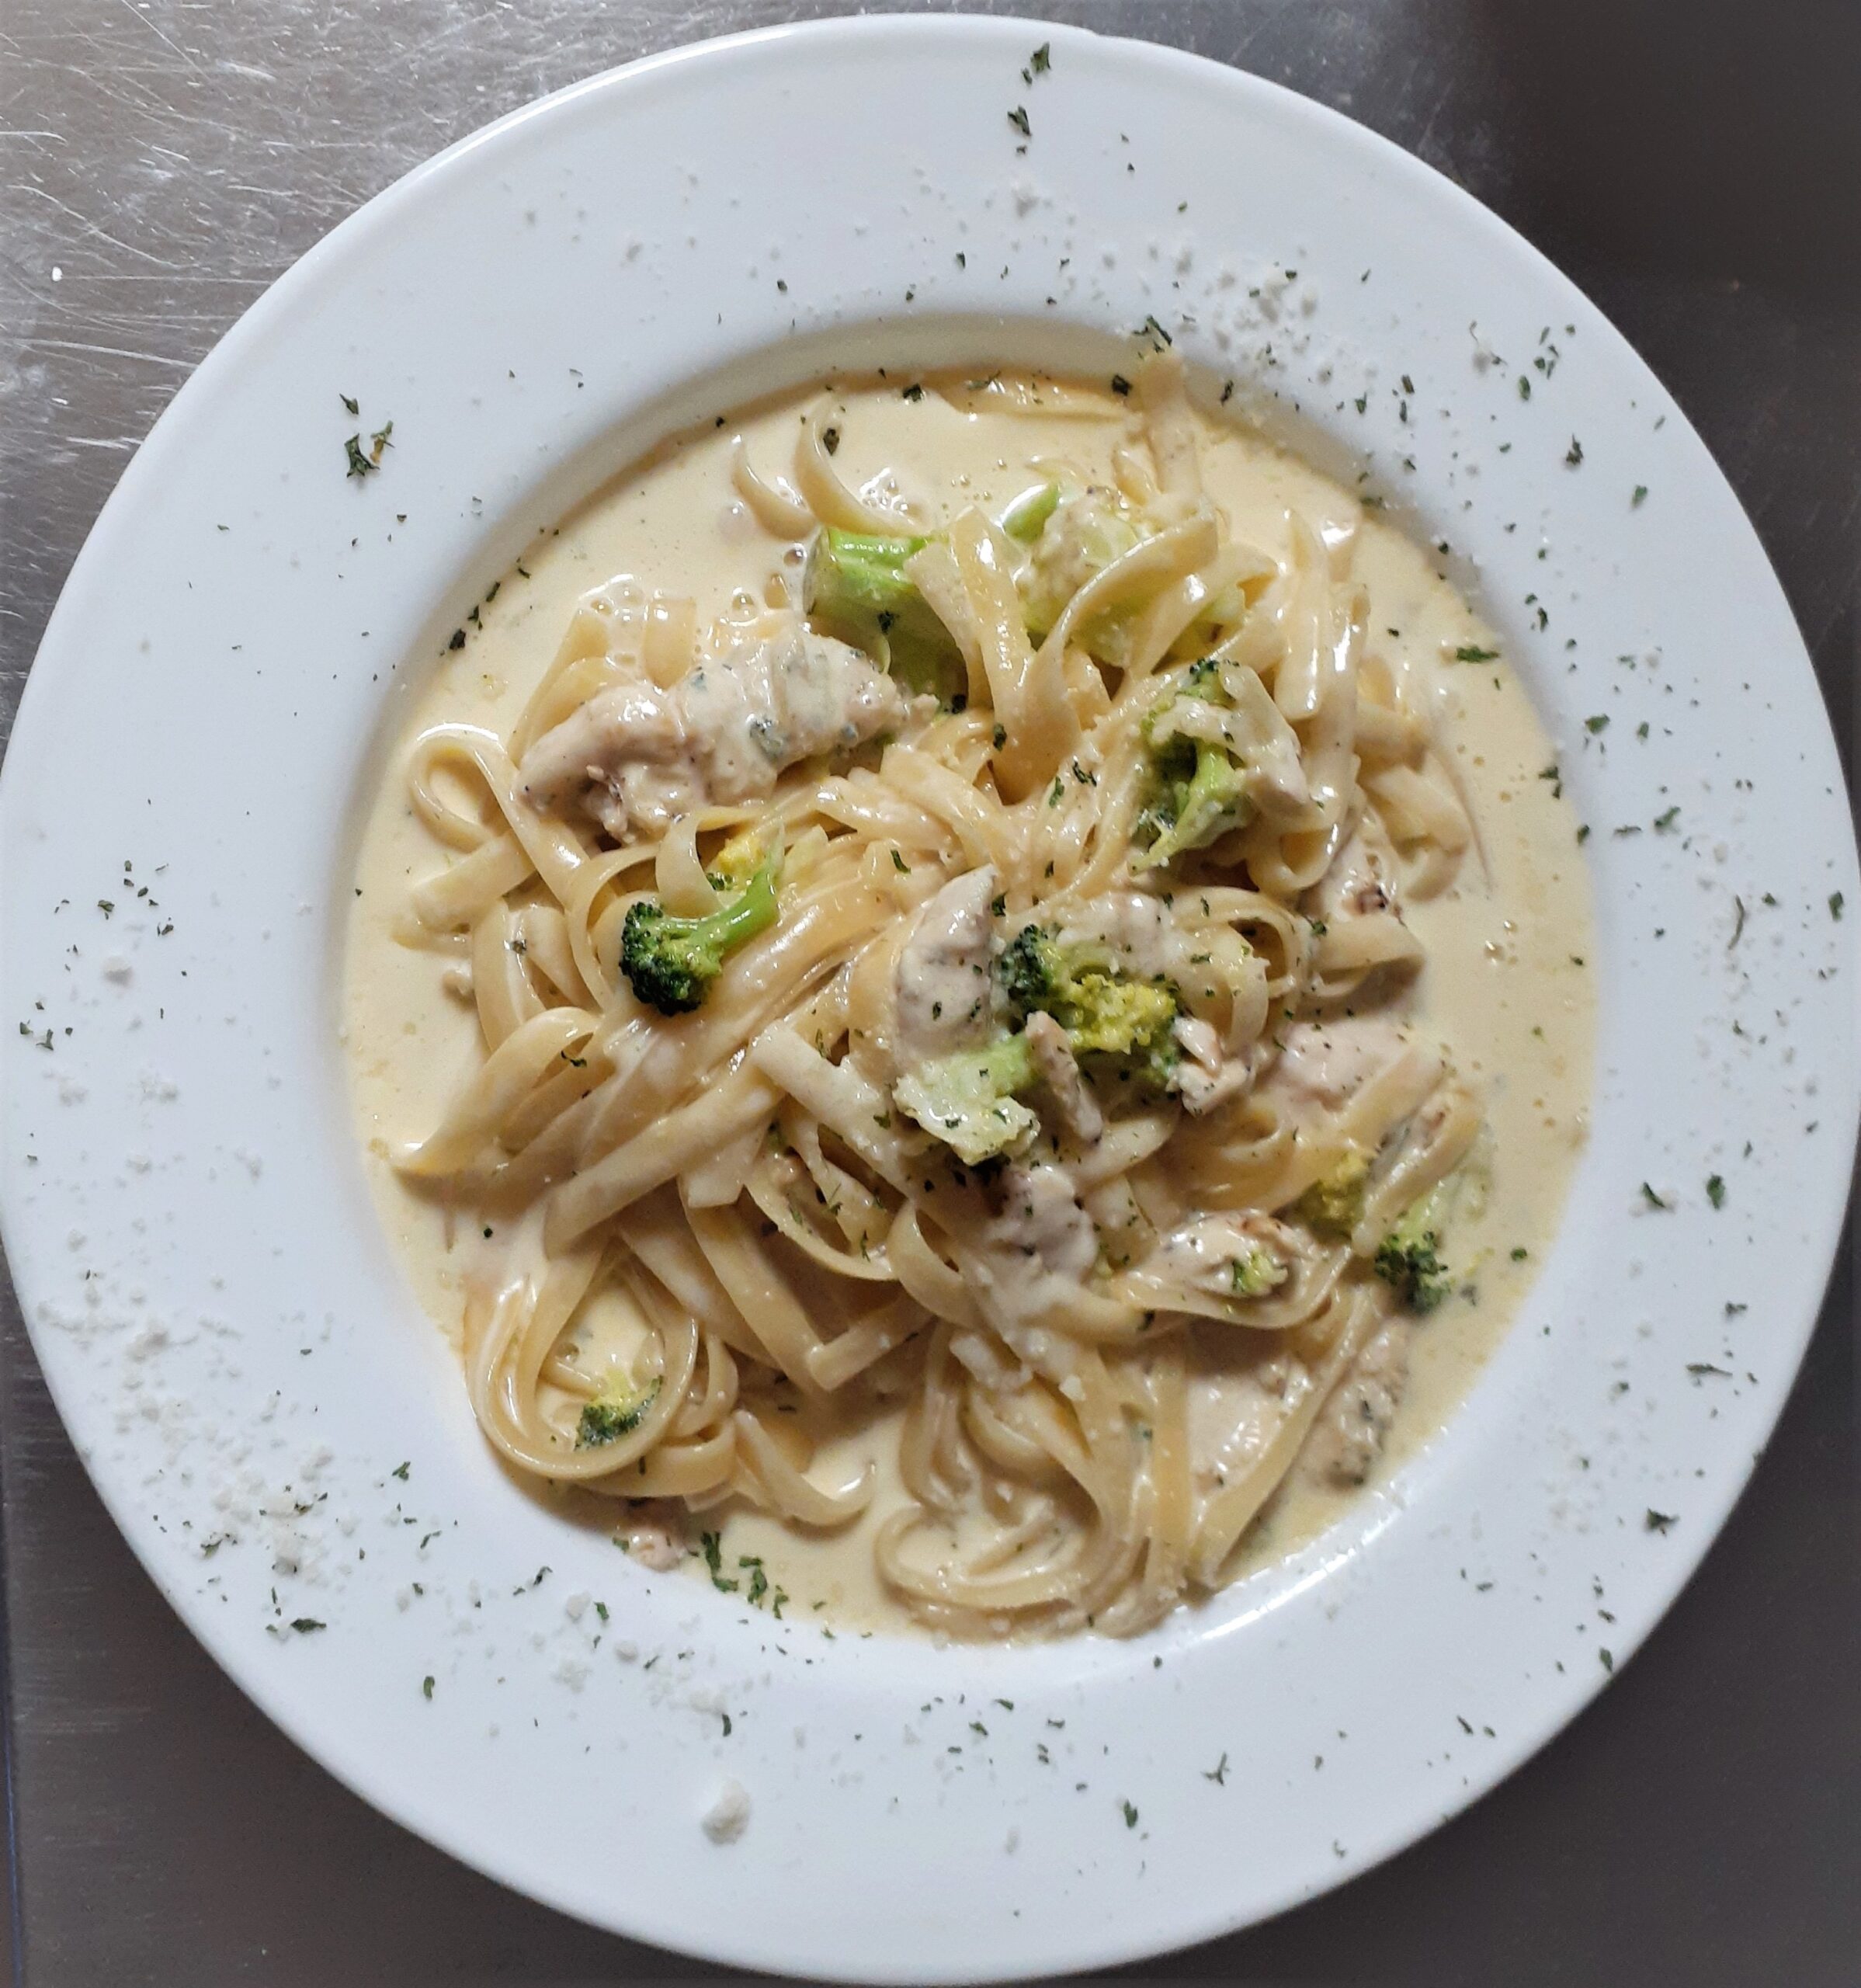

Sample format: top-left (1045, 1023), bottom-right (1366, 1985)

top-left (620, 851), bottom-right (781, 1015)
top-left (806, 530), bottom-right (930, 617)
top-left (803, 528), bottom-right (966, 704)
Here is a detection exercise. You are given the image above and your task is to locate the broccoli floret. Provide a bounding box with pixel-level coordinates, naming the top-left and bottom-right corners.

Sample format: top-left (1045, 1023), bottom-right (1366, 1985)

top-left (1294, 1149), bottom-right (1372, 1237)
top-left (997, 923), bottom-right (1064, 1018)
top-left (1136, 735), bottom-right (1250, 869)
top-left (704, 827), bottom-right (766, 891)
top-left (620, 848), bottom-right (781, 1015)
top-left (1374, 1180), bottom-right (1457, 1312)
top-left (1054, 974), bottom-right (1180, 1090)
top-left (576, 1376), bottom-right (661, 1448)
top-left (1176, 655), bottom-right (1224, 697)
top-left (1134, 665), bottom-right (1255, 869)
top-left (997, 925), bottom-right (1181, 1095)
top-left (1231, 1244), bottom-right (1289, 1297)
top-left (894, 1034), bottom-right (1040, 1165)
top-left (805, 527), bottom-right (928, 618)
top-left (1021, 488), bottom-right (1147, 640)
top-left (803, 527), bottom-right (966, 703)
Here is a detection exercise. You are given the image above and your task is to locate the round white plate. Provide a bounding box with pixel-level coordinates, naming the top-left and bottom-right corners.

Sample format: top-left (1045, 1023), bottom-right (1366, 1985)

top-left (2, 16), bottom-right (1854, 1981)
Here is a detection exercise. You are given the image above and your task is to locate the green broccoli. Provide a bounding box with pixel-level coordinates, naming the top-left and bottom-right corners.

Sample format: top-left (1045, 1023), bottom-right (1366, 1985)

top-left (576, 1375), bottom-right (661, 1448)
top-left (1231, 1244), bottom-right (1289, 1297)
top-left (1136, 734), bottom-right (1250, 869)
top-left (996, 923), bottom-right (1065, 1020)
top-left (1293, 1149), bottom-right (1372, 1237)
top-left (894, 1034), bottom-right (1040, 1165)
top-left (997, 924), bottom-right (1182, 1095)
top-left (1374, 1180), bottom-right (1457, 1312)
top-left (1134, 664), bottom-right (1255, 869)
top-left (1021, 489), bottom-right (1147, 640)
top-left (803, 527), bottom-right (966, 703)
top-left (620, 847), bottom-right (782, 1015)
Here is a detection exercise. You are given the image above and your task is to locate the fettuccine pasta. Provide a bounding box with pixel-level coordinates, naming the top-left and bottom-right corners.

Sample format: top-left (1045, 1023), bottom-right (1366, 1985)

top-left (346, 358), bottom-right (1594, 1639)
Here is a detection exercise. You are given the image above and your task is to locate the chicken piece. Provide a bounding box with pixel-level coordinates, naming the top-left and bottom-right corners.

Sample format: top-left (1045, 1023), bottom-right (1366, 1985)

top-left (1303, 1314), bottom-right (1412, 1485)
top-left (1023, 1011), bottom-right (1103, 1144)
top-left (988, 1162), bottom-right (1099, 1281)
top-left (894, 865), bottom-right (998, 1066)
top-left (518, 676), bottom-right (696, 836)
top-left (1170, 1013), bottom-right (1253, 1117)
top-left (519, 611), bottom-right (904, 838)
top-left (682, 613), bottom-right (904, 800)
top-left (1266, 1016), bottom-right (1418, 1111)
top-left (968, 1163), bottom-right (1105, 1378)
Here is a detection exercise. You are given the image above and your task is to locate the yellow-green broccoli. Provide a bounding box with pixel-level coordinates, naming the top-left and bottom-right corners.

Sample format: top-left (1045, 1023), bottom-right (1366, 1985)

top-left (1135, 660), bottom-right (1252, 868)
top-left (1231, 1244), bottom-right (1290, 1297)
top-left (576, 1375), bottom-right (662, 1448)
top-left (894, 1034), bottom-right (1039, 1165)
top-left (704, 827), bottom-right (767, 891)
top-left (1137, 735), bottom-right (1250, 868)
top-left (1294, 1149), bottom-right (1372, 1237)
top-left (1020, 488), bottom-right (1147, 640)
top-left (997, 925), bottom-right (1181, 1094)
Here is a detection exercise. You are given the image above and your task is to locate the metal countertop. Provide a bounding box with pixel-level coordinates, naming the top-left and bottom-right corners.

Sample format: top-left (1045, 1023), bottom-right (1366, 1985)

top-left (1, 2), bottom-right (1856, 1981)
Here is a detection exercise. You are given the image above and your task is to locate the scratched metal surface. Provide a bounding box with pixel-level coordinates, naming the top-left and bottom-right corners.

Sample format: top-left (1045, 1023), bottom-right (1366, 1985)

top-left (1, 1), bottom-right (1856, 1982)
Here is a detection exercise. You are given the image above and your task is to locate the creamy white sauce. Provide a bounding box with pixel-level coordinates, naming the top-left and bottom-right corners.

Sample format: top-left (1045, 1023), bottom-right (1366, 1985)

top-left (345, 370), bottom-right (1595, 1634)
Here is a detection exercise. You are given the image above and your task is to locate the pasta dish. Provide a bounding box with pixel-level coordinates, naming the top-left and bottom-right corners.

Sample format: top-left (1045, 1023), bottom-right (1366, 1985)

top-left (345, 356), bottom-right (1592, 1639)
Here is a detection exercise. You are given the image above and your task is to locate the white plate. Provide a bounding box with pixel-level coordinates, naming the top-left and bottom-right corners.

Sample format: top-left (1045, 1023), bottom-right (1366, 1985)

top-left (2, 16), bottom-right (1854, 1980)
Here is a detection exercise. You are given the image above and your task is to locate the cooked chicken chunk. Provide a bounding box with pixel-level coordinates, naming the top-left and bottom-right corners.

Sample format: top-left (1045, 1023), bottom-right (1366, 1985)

top-left (988, 1162), bottom-right (1099, 1281)
top-left (1023, 1011), bottom-right (1103, 1145)
top-left (1303, 1315), bottom-right (1412, 1485)
top-left (519, 611), bottom-right (904, 838)
top-left (518, 675), bottom-right (695, 833)
top-left (1144, 1209), bottom-right (1297, 1309)
top-left (1171, 1013), bottom-right (1254, 1117)
top-left (1266, 1015), bottom-right (1419, 1110)
top-left (894, 865), bottom-right (998, 1066)
top-left (683, 614), bottom-right (903, 797)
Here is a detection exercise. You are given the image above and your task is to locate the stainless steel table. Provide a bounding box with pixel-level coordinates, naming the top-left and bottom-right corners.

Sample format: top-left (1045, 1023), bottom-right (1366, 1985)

top-left (2, 2), bottom-right (1856, 1980)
